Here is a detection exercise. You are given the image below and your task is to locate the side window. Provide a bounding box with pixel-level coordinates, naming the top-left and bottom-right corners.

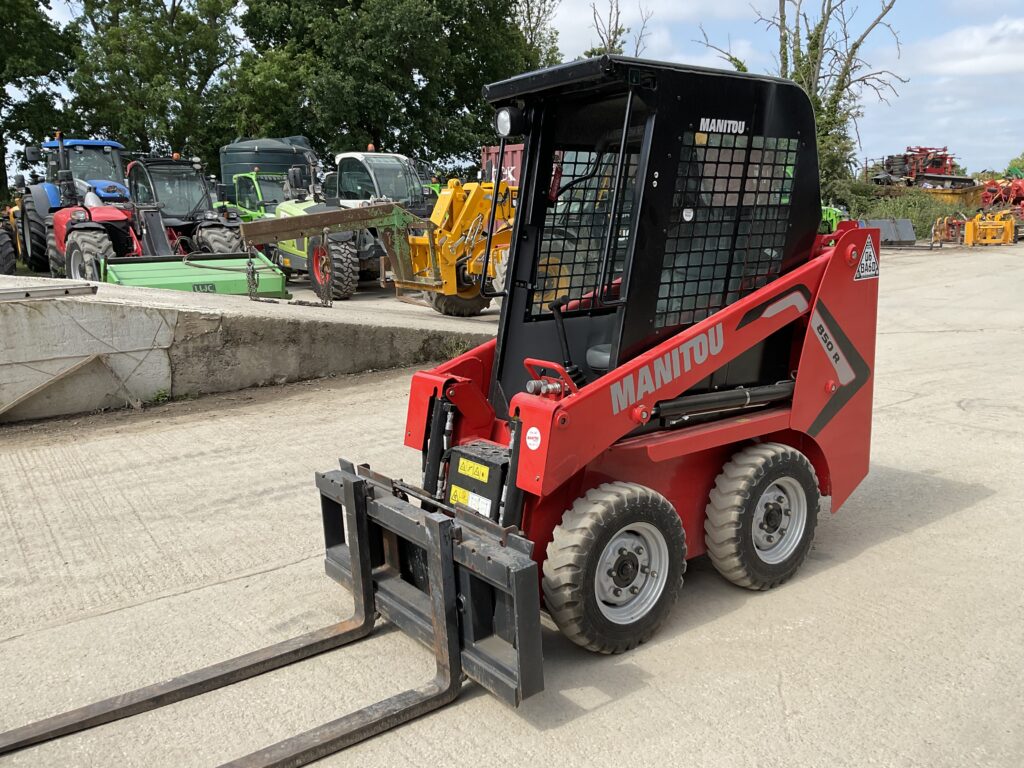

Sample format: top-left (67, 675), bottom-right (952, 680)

top-left (322, 171), bottom-right (338, 198)
top-left (237, 177), bottom-right (258, 210)
top-left (655, 132), bottom-right (799, 330)
top-left (338, 158), bottom-right (374, 200)
top-left (129, 166), bottom-right (154, 204)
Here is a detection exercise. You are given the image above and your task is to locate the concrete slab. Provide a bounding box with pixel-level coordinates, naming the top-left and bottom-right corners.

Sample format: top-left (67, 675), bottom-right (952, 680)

top-left (0, 243), bottom-right (1022, 766)
top-left (0, 275), bottom-right (497, 422)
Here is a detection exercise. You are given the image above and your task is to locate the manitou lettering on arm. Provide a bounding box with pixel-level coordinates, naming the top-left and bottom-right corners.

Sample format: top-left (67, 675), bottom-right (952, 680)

top-left (611, 323), bottom-right (725, 415)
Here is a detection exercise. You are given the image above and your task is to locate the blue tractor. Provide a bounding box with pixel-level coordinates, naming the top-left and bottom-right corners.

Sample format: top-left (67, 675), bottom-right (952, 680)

top-left (14, 136), bottom-right (129, 273)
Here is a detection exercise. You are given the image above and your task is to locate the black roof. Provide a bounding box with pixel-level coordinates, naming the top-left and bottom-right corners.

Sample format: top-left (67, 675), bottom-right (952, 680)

top-left (221, 137), bottom-right (312, 154)
top-left (484, 55), bottom-right (795, 104)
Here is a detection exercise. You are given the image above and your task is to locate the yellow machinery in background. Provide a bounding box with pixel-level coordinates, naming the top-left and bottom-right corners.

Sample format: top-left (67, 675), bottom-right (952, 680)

top-left (404, 178), bottom-right (516, 316)
top-left (964, 210), bottom-right (1016, 247)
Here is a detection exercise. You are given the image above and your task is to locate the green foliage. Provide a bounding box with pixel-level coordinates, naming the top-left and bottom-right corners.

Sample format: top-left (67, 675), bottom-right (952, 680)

top-left (0, 0), bottom-right (76, 200)
top-left (235, 0), bottom-right (534, 164)
top-left (70, 0), bottom-right (239, 163)
top-left (848, 188), bottom-right (963, 239)
top-left (1005, 151), bottom-right (1024, 178)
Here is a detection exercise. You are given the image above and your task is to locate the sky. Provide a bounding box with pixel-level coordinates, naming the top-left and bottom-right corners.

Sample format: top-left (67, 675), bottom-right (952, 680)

top-left (22, 0), bottom-right (1024, 175)
top-left (552, 0), bottom-right (1023, 173)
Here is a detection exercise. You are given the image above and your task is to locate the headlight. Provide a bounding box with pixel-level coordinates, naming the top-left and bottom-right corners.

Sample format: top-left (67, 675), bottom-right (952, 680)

top-left (494, 106), bottom-right (526, 138)
top-left (71, 209), bottom-right (88, 223)
top-left (203, 210), bottom-right (219, 221)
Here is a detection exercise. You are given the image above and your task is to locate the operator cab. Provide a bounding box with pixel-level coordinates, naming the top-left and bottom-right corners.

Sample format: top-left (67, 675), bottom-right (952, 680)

top-left (40, 139), bottom-right (129, 203)
top-left (485, 56), bottom-right (821, 419)
top-left (128, 157), bottom-right (214, 225)
top-left (332, 152), bottom-right (433, 217)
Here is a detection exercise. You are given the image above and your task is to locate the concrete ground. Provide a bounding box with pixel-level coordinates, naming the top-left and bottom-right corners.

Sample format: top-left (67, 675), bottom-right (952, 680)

top-left (1, 242), bottom-right (1022, 767)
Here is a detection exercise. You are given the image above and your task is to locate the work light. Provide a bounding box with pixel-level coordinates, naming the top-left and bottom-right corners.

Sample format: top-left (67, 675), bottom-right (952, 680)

top-left (494, 106), bottom-right (526, 138)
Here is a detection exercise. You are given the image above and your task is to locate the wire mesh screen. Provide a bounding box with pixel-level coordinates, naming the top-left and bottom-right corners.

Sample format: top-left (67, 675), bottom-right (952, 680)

top-left (529, 150), bottom-right (638, 316)
top-left (655, 132), bottom-right (799, 330)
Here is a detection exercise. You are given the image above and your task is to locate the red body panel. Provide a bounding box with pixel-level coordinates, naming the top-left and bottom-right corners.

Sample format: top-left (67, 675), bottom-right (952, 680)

top-left (404, 224), bottom-right (879, 566)
top-left (52, 205), bottom-right (139, 256)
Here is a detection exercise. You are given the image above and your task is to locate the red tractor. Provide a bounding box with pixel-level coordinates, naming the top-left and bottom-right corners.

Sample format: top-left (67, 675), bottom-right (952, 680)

top-left (0, 56), bottom-right (879, 765)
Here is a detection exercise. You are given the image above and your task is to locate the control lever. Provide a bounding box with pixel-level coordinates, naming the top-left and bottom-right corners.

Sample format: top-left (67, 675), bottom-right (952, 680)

top-left (549, 296), bottom-right (587, 388)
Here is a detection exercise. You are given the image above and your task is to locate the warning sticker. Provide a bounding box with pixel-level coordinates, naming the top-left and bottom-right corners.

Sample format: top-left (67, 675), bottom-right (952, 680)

top-left (854, 237), bottom-right (879, 281)
top-left (457, 457), bottom-right (489, 483)
top-left (449, 484), bottom-right (492, 517)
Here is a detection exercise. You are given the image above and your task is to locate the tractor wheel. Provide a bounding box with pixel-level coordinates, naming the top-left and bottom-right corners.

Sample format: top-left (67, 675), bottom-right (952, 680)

top-left (195, 226), bottom-right (243, 254)
top-left (542, 482), bottom-right (686, 654)
top-left (65, 230), bottom-right (115, 282)
top-left (20, 195), bottom-right (49, 272)
top-left (47, 228), bottom-right (63, 277)
top-left (0, 228), bottom-right (15, 275)
top-left (328, 239), bottom-right (359, 300)
top-left (704, 443), bottom-right (820, 591)
top-left (429, 289), bottom-right (490, 317)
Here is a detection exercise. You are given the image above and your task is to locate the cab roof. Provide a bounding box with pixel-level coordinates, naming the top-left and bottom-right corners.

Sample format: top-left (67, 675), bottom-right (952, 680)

top-left (483, 54), bottom-right (795, 104)
top-left (41, 138), bottom-right (125, 149)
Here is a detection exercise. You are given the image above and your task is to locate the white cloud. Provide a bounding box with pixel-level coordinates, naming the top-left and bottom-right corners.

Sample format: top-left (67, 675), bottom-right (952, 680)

top-left (855, 15), bottom-right (1024, 171)
top-left (915, 16), bottom-right (1024, 75)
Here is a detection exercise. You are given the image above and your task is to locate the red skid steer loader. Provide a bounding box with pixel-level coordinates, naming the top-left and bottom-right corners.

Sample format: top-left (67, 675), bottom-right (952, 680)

top-left (0, 56), bottom-right (879, 766)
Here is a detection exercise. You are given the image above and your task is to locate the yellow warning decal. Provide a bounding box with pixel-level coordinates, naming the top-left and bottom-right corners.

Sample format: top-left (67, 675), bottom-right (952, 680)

top-left (457, 457), bottom-right (489, 483)
top-left (449, 485), bottom-right (470, 506)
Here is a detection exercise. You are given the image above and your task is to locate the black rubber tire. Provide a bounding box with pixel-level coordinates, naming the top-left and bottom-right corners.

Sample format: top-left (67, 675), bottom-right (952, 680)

top-left (0, 228), bottom-right (15, 275)
top-left (194, 225), bottom-right (243, 254)
top-left (20, 195), bottom-right (49, 272)
top-left (429, 289), bottom-right (491, 317)
top-left (542, 481), bottom-right (687, 654)
top-left (704, 443), bottom-right (820, 591)
top-left (65, 230), bottom-right (115, 281)
top-left (328, 239), bottom-right (359, 300)
top-left (47, 226), bottom-right (63, 277)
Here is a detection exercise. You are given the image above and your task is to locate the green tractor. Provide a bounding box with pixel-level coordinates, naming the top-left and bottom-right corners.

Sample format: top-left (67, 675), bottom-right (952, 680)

top-left (222, 170), bottom-right (289, 222)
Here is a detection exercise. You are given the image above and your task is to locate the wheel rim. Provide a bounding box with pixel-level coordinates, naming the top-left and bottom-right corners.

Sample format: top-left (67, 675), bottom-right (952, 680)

top-left (751, 476), bottom-right (808, 565)
top-left (311, 244), bottom-right (330, 285)
top-left (595, 521), bottom-right (670, 625)
top-left (68, 247), bottom-right (101, 281)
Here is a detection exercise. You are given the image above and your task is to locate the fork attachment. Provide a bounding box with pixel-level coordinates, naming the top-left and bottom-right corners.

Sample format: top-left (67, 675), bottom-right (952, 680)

top-left (0, 464), bottom-right (543, 767)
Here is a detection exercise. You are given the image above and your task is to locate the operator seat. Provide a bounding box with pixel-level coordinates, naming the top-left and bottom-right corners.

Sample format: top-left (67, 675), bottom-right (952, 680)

top-left (586, 344), bottom-right (612, 373)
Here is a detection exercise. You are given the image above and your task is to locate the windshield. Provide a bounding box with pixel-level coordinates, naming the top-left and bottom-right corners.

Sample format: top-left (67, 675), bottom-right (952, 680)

top-left (256, 175), bottom-right (286, 203)
top-left (528, 95), bottom-right (646, 317)
top-left (256, 175), bottom-right (287, 211)
top-left (63, 147), bottom-right (124, 182)
top-left (364, 156), bottom-right (419, 203)
top-left (149, 165), bottom-right (209, 218)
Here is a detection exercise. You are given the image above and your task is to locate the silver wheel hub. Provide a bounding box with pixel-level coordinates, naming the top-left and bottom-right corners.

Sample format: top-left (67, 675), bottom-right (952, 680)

top-left (70, 250), bottom-right (101, 281)
top-left (595, 522), bottom-right (669, 624)
top-left (752, 477), bottom-right (808, 565)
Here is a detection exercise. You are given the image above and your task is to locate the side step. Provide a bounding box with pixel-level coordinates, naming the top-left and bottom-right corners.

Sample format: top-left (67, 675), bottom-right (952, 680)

top-left (0, 465), bottom-right (544, 766)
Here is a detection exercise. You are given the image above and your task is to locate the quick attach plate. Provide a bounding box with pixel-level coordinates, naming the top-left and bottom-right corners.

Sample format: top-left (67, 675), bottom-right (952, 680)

top-left (319, 459), bottom-right (544, 705)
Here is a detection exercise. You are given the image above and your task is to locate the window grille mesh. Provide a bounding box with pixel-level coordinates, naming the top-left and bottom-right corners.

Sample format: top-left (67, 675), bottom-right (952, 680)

top-left (530, 150), bottom-right (638, 316)
top-left (656, 132), bottom-right (799, 329)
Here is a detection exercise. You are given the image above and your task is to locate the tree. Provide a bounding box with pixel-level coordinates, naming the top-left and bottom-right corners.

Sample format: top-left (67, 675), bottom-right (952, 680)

top-left (516, 0), bottom-right (562, 67)
top-left (1006, 151), bottom-right (1024, 177)
top-left (584, 0), bottom-right (627, 57)
top-left (239, 0), bottom-right (535, 165)
top-left (701, 0), bottom-right (905, 201)
top-left (583, 1), bottom-right (653, 58)
top-left (0, 0), bottom-right (76, 200)
top-left (70, 0), bottom-right (239, 162)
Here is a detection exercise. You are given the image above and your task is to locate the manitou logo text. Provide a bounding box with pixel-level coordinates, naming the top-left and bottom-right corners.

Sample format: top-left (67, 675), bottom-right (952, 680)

top-left (611, 323), bottom-right (725, 415)
top-left (699, 117), bottom-right (746, 134)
